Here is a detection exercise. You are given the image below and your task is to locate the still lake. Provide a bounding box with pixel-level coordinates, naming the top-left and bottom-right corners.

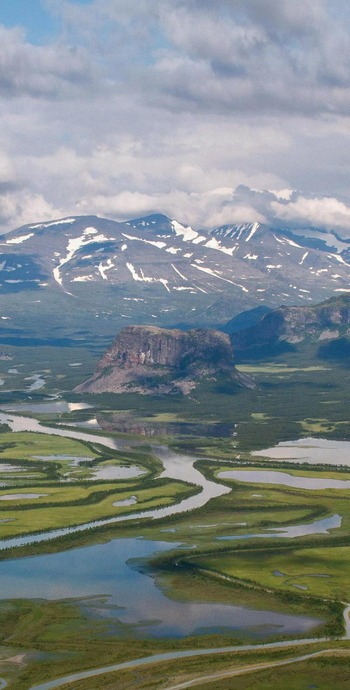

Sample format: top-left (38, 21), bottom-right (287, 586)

top-left (0, 537), bottom-right (322, 639)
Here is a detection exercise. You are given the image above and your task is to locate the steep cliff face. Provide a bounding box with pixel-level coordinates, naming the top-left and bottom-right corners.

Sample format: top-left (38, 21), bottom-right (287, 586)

top-left (230, 295), bottom-right (350, 352)
top-left (75, 325), bottom-right (253, 394)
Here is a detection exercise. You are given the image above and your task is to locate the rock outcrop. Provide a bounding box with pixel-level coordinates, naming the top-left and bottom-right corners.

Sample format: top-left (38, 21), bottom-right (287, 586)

top-left (75, 325), bottom-right (254, 394)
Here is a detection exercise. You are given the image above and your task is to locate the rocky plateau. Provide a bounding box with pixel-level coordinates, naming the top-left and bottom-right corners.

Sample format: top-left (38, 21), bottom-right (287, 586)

top-left (75, 325), bottom-right (254, 395)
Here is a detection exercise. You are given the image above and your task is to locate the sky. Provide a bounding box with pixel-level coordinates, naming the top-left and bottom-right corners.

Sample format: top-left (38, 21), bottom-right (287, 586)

top-left (1, 0), bottom-right (350, 234)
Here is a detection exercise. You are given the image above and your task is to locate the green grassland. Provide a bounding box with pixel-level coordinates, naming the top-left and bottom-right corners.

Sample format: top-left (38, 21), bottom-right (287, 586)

top-left (213, 464), bottom-right (350, 481)
top-left (0, 594), bottom-right (346, 690)
top-left (0, 478), bottom-right (197, 538)
top-left (0, 433), bottom-right (98, 460)
top-left (0, 430), bottom-right (165, 483)
top-left (0, 429), bottom-right (198, 539)
top-left (200, 654), bottom-right (350, 690)
top-left (197, 546), bottom-right (350, 601)
top-left (21, 645), bottom-right (349, 690)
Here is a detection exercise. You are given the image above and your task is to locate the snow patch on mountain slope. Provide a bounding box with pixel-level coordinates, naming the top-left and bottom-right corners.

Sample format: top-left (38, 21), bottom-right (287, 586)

top-left (245, 222), bottom-right (260, 242)
top-left (330, 253), bottom-right (350, 266)
top-left (191, 263), bottom-right (248, 291)
top-left (122, 233), bottom-right (166, 249)
top-left (30, 218), bottom-right (76, 229)
top-left (53, 227), bottom-right (113, 287)
top-left (126, 263), bottom-right (170, 291)
top-left (273, 235), bottom-right (301, 248)
top-left (213, 223), bottom-right (257, 241)
top-left (204, 237), bottom-right (236, 255)
top-left (6, 233), bottom-right (34, 245)
top-left (72, 275), bottom-right (94, 282)
top-left (98, 259), bottom-right (115, 280)
top-left (285, 237), bottom-right (301, 248)
top-left (171, 264), bottom-right (187, 281)
top-left (171, 220), bottom-right (198, 242)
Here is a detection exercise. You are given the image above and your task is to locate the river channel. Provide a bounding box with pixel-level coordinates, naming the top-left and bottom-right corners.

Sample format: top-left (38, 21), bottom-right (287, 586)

top-left (0, 409), bottom-right (328, 643)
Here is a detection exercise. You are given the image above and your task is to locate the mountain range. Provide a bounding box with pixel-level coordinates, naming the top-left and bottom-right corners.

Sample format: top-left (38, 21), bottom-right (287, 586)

top-left (0, 213), bottom-right (349, 339)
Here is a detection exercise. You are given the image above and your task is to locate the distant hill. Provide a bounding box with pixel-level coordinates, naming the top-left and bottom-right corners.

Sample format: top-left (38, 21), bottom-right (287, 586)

top-left (230, 295), bottom-right (350, 359)
top-left (223, 306), bottom-right (272, 334)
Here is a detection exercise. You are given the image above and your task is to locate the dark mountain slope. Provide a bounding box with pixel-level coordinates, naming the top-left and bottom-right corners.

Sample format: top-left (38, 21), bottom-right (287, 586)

top-left (230, 295), bottom-right (350, 357)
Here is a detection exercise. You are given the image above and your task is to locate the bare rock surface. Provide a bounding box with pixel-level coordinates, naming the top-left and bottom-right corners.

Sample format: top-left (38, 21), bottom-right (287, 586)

top-left (75, 325), bottom-right (253, 394)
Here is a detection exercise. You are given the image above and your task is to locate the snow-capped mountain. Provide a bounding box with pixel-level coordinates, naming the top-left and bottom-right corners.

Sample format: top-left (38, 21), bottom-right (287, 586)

top-left (0, 214), bottom-right (349, 338)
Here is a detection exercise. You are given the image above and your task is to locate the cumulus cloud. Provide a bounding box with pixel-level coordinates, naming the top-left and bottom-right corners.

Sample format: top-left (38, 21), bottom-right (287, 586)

top-left (0, 1), bottom-right (350, 234)
top-left (154, 0), bottom-right (350, 115)
top-left (0, 25), bottom-right (96, 98)
top-left (75, 187), bottom-right (267, 228)
top-left (0, 191), bottom-right (62, 230)
top-left (271, 195), bottom-right (350, 233)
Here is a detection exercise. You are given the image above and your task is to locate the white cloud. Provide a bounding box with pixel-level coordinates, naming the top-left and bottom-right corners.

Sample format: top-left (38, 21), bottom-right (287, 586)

top-left (0, 25), bottom-right (96, 98)
top-left (0, 192), bottom-right (62, 231)
top-left (271, 195), bottom-right (350, 231)
top-left (0, 1), bottom-right (350, 234)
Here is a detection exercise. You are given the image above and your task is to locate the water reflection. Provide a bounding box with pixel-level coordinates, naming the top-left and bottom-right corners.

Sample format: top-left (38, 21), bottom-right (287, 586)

top-left (217, 514), bottom-right (342, 541)
top-left (0, 538), bottom-right (321, 639)
top-left (97, 413), bottom-right (236, 438)
top-left (5, 401), bottom-right (93, 414)
top-left (218, 469), bottom-right (350, 490)
top-left (252, 437), bottom-right (350, 467)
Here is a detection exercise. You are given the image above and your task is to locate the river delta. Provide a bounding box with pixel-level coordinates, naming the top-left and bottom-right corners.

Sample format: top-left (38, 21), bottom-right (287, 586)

top-left (0, 357), bottom-right (350, 689)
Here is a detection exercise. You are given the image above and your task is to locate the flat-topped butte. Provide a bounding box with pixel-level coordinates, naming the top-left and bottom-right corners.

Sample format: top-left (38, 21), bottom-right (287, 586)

top-left (75, 325), bottom-right (254, 395)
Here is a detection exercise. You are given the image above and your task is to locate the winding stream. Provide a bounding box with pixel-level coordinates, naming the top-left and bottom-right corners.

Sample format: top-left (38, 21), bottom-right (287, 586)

top-left (0, 412), bottom-right (230, 550)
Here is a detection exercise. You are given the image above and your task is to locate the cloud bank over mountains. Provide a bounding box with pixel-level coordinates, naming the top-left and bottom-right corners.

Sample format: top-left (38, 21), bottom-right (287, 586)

top-left (1, 0), bottom-right (350, 235)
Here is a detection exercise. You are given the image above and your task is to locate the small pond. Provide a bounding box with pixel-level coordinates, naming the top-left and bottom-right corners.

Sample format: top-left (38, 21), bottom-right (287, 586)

top-left (218, 469), bottom-right (350, 490)
top-left (0, 493), bottom-right (49, 501)
top-left (89, 465), bottom-right (146, 480)
top-left (25, 375), bottom-right (46, 392)
top-left (5, 401), bottom-right (93, 414)
top-left (252, 437), bottom-right (350, 467)
top-left (216, 514), bottom-right (341, 541)
top-left (113, 496), bottom-right (137, 507)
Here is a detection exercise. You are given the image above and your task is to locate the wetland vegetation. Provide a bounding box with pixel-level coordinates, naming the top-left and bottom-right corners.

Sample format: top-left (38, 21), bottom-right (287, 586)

top-left (0, 341), bottom-right (350, 688)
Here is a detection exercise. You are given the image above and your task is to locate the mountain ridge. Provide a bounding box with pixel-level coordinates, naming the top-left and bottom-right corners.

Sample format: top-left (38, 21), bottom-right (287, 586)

top-left (230, 294), bottom-right (350, 356)
top-left (1, 213), bottom-right (350, 338)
